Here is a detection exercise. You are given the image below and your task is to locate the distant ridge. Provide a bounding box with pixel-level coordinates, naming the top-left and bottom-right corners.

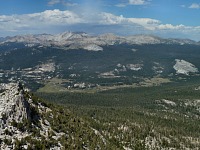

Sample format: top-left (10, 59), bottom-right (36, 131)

top-left (0, 32), bottom-right (199, 51)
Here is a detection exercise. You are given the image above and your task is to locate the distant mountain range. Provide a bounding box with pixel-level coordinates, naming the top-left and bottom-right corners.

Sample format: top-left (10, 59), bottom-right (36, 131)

top-left (0, 31), bottom-right (200, 91)
top-left (0, 32), bottom-right (199, 51)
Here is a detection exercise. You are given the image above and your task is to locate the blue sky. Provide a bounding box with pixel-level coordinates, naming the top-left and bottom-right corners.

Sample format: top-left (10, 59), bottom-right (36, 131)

top-left (0, 0), bottom-right (200, 40)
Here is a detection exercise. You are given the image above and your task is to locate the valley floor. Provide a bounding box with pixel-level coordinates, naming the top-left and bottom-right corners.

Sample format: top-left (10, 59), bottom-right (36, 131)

top-left (36, 79), bottom-right (200, 149)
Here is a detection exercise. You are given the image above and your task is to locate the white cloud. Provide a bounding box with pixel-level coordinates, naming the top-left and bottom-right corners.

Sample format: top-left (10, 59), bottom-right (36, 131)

top-left (157, 24), bottom-right (185, 30)
top-left (99, 13), bottom-right (125, 25)
top-left (115, 4), bottom-right (127, 7)
top-left (97, 12), bottom-right (200, 40)
top-left (115, 0), bottom-right (149, 7)
top-left (99, 12), bottom-right (160, 30)
top-left (99, 12), bottom-right (198, 32)
top-left (0, 9), bottom-right (200, 40)
top-left (0, 9), bottom-right (83, 35)
top-left (189, 3), bottom-right (200, 9)
top-left (48, 0), bottom-right (77, 7)
top-left (26, 9), bottom-right (82, 25)
top-left (128, 18), bottom-right (160, 30)
top-left (129, 0), bottom-right (146, 5)
top-left (63, 2), bottom-right (77, 7)
top-left (48, 0), bottom-right (60, 5)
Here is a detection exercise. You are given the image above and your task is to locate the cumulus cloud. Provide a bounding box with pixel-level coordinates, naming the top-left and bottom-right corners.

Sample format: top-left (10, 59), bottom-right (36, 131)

top-left (27, 9), bottom-right (82, 24)
top-left (189, 3), bottom-right (200, 9)
top-left (63, 2), bottom-right (77, 7)
top-left (48, 0), bottom-right (77, 7)
top-left (115, 0), bottom-right (149, 7)
top-left (0, 9), bottom-right (83, 36)
top-left (98, 12), bottom-right (200, 40)
top-left (0, 9), bottom-right (200, 40)
top-left (48, 0), bottom-right (60, 5)
top-left (129, 0), bottom-right (146, 5)
top-left (99, 12), bottom-right (160, 30)
top-left (98, 12), bottom-right (198, 32)
top-left (157, 24), bottom-right (185, 30)
top-left (115, 4), bottom-right (127, 7)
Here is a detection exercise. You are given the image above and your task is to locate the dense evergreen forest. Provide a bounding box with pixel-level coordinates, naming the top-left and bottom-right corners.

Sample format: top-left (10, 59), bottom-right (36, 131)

top-left (36, 80), bottom-right (200, 149)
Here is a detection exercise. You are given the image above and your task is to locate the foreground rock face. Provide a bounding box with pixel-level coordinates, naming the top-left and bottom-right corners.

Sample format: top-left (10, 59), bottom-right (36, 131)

top-left (0, 83), bottom-right (29, 126)
top-left (0, 83), bottom-right (65, 149)
top-left (0, 83), bottom-right (109, 150)
top-left (0, 83), bottom-right (30, 149)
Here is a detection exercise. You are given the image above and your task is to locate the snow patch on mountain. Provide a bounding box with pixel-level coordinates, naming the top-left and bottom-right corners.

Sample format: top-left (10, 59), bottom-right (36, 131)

top-left (173, 59), bottom-right (198, 75)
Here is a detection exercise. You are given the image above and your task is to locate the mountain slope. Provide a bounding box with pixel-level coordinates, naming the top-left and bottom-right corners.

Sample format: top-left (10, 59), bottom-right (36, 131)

top-left (2, 80), bottom-right (200, 150)
top-left (1, 32), bottom-right (199, 50)
top-left (37, 81), bottom-right (200, 150)
top-left (0, 32), bottom-right (200, 92)
top-left (0, 83), bottom-right (113, 149)
top-left (0, 42), bottom-right (200, 92)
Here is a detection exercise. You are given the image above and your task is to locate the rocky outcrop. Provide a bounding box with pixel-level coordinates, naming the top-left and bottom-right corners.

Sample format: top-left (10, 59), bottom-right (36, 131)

top-left (0, 83), bottom-right (30, 128)
top-left (83, 44), bottom-right (103, 51)
top-left (0, 83), bottom-right (108, 149)
top-left (173, 59), bottom-right (198, 75)
top-left (0, 83), bottom-right (59, 149)
top-left (0, 83), bottom-right (30, 149)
